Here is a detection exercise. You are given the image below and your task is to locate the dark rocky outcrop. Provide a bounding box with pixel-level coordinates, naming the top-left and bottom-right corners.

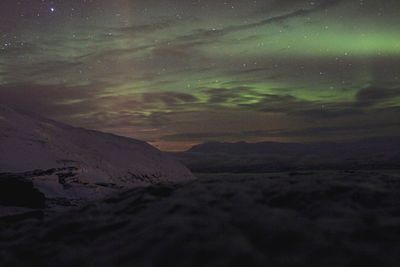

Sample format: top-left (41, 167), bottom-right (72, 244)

top-left (0, 174), bottom-right (45, 208)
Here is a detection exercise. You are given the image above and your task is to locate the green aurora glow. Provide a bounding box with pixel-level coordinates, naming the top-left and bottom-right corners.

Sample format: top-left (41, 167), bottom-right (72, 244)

top-left (1, 0), bottom-right (400, 150)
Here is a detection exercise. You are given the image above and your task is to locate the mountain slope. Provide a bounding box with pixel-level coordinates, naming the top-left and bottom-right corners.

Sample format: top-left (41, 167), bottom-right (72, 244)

top-left (0, 105), bottom-right (194, 201)
top-left (173, 138), bottom-right (400, 173)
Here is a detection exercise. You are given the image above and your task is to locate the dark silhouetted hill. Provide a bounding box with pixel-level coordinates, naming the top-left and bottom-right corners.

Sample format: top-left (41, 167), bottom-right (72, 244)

top-left (172, 137), bottom-right (400, 173)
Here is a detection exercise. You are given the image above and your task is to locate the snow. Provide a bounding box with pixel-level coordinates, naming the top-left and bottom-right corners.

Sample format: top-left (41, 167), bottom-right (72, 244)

top-left (1, 170), bottom-right (400, 266)
top-left (0, 105), bottom-right (194, 201)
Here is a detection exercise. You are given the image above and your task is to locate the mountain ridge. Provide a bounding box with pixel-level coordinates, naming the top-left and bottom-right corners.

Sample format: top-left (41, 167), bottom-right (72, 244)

top-left (186, 136), bottom-right (400, 153)
top-left (173, 136), bottom-right (400, 173)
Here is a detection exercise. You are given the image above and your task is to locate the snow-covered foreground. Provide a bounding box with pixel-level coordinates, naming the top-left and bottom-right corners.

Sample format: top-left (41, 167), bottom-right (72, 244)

top-left (1, 170), bottom-right (400, 267)
top-left (0, 105), bottom-right (194, 203)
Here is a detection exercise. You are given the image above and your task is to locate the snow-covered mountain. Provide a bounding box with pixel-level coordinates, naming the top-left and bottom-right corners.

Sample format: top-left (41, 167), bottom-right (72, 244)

top-left (0, 105), bottom-right (194, 202)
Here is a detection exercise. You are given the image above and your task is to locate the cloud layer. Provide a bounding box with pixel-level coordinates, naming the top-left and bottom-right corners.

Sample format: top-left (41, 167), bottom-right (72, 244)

top-left (1, 0), bottom-right (400, 150)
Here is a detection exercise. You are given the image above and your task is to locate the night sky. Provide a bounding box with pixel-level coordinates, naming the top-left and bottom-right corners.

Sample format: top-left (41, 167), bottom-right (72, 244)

top-left (1, 0), bottom-right (400, 150)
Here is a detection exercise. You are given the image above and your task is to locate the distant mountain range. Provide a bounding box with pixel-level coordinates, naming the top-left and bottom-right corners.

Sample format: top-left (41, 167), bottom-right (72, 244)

top-left (172, 137), bottom-right (400, 173)
top-left (0, 105), bottom-right (194, 209)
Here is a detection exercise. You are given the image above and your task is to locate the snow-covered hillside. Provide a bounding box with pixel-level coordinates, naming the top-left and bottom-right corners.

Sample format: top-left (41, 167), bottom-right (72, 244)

top-left (0, 105), bottom-right (194, 202)
top-left (2, 170), bottom-right (400, 267)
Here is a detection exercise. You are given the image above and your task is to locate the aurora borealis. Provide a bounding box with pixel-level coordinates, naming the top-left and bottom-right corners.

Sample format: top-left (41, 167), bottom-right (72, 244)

top-left (1, 0), bottom-right (400, 150)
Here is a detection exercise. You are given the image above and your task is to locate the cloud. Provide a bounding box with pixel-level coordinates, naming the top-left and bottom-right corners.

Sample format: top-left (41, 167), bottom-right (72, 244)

top-left (0, 83), bottom-right (105, 119)
top-left (236, 86), bottom-right (400, 119)
top-left (239, 94), bottom-right (327, 116)
top-left (356, 86), bottom-right (400, 106)
top-left (269, 0), bottom-right (345, 10)
top-left (202, 87), bottom-right (256, 104)
top-left (115, 16), bottom-right (197, 36)
top-left (1, 0), bottom-right (400, 150)
top-left (161, 122), bottom-right (400, 142)
top-left (166, 0), bottom-right (345, 50)
top-left (117, 20), bottom-right (175, 35)
top-left (141, 92), bottom-right (199, 106)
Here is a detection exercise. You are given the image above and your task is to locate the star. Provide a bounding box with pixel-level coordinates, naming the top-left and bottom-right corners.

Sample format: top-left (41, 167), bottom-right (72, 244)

top-left (0, 0), bottom-right (399, 151)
